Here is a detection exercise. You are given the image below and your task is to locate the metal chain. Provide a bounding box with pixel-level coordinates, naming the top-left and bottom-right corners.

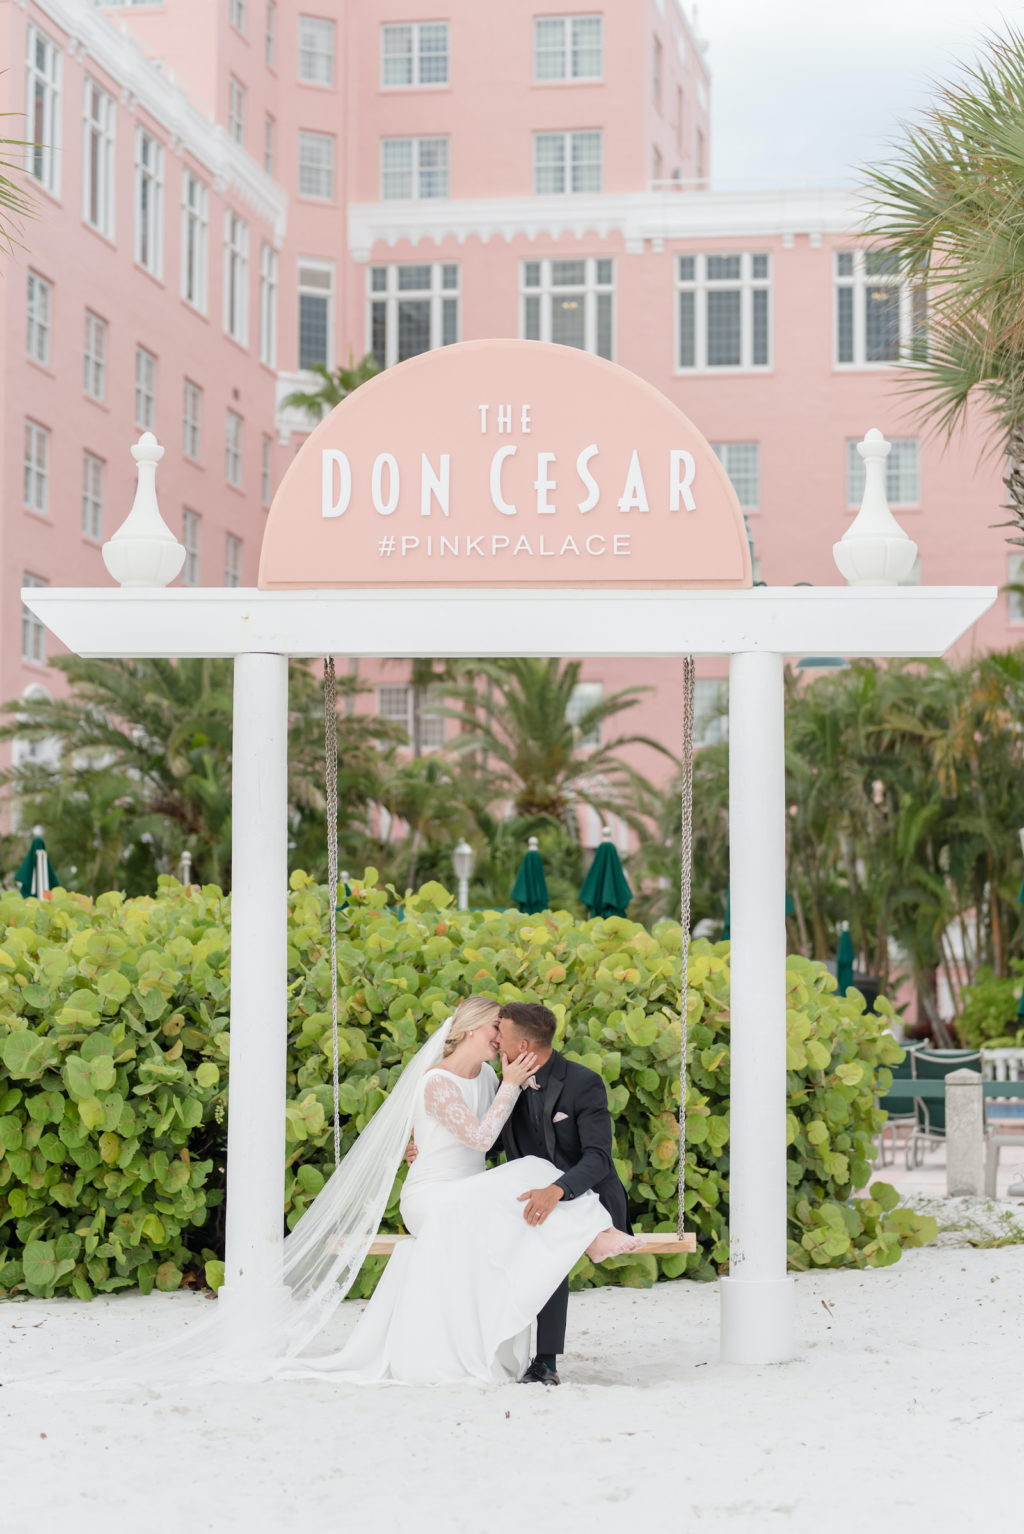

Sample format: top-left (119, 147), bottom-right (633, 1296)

top-left (677, 655), bottom-right (696, 1237)
top-left (323, 657), bottom-right (341, 1167)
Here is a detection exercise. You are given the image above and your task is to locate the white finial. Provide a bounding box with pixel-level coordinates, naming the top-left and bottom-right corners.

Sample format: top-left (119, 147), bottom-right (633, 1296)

top-left (102, 432), bottom-right (187, 588)
top-left (833, 429), bottom-right (918, 586)
top-left (601, 825), bottom-right (613, 841)
top-left (528, 836), bottom-right (539, 851)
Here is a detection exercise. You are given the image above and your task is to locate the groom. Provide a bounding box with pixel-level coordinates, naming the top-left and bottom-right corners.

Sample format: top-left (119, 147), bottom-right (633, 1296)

top-left (493, 1001), bottom-right (631, 1387)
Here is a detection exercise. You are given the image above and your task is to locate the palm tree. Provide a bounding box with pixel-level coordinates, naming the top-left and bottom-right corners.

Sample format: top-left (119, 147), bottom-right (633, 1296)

top-left (862, 28), bottom-right (1024, 540)
top-left (280, 353), bottom-right (381, 422)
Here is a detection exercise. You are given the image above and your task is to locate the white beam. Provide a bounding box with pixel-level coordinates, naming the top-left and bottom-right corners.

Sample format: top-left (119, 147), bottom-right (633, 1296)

top-left (22, 585), bottom-right (996, 660)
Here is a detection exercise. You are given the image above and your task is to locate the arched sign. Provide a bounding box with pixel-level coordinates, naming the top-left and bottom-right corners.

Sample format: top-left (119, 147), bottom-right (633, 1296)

top-left (259, 340), bottom-right (752, 589)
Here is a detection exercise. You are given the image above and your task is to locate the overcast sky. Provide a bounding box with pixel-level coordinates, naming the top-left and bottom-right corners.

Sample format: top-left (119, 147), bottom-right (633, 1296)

top-left (702, 0), bottom-right (1022, 186)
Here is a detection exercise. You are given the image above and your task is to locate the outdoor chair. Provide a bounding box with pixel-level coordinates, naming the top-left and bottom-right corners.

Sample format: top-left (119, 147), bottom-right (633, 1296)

top-left (876, 1044), bottom-right (919, 1166)
top-left (906, 1048), bottom-right (982, 1169)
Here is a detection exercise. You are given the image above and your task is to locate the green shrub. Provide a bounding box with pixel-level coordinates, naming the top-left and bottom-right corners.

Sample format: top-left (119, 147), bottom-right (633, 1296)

top-left (0, 873), bottom-right (934, 1301)
top-left (955, 962), bottom-right (1024, 1048)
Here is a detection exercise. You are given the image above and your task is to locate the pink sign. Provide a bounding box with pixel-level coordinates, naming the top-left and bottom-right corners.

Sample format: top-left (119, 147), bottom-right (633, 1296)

top-left (259, 340), bottom-right (751, 589)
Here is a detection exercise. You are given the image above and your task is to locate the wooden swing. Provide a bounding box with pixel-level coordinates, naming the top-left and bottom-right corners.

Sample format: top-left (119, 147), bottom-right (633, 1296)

top-left (321, 656), bottom-right (697, 1259)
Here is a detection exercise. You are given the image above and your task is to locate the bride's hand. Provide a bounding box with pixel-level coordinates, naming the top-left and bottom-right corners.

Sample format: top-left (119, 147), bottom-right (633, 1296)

top-left (501, 1049), bottom-right (539, 1087)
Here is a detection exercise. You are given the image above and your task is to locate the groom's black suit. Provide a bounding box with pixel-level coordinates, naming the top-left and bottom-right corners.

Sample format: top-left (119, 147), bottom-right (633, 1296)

top-left (496, 1049), bottom-right (630, 1355)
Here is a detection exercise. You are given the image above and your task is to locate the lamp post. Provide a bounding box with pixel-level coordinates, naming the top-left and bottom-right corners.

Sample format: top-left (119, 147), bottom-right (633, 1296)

top-left (178, 849), bottom-right (192, 886)
top-left (453, 838), bottom-right (474, 911)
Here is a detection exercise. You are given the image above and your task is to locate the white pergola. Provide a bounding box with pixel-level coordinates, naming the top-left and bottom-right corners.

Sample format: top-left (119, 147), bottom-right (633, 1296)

top-left (22, 402), bottom-right (995, 1369)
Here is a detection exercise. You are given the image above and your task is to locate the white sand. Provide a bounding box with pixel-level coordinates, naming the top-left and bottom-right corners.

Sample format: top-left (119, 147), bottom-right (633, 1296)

top-left (3, 1238), bottom-right (1023, 1533)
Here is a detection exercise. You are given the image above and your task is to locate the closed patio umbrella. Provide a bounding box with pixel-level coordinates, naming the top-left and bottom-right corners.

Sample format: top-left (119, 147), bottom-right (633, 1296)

top-left (15, 829), bottom-right (59, 899)
top-left (579, 827), bottom-right (632, 919)
top-left (510, 836), bottom-right (549, 914)
top-left (836, 922), bottom-right (855, 995)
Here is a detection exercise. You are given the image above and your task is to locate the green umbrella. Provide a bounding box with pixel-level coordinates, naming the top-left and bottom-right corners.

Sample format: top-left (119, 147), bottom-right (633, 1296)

top-left (579, 828), bottom-right (632, 919)
top-left (836, 923), bottom-right (855, 995)
top-left (510, 836), bottom-right (549, 914)
top-left (15, 832), bottom-right (59, 899)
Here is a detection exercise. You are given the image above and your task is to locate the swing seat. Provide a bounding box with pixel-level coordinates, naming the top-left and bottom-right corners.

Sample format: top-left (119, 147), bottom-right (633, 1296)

top-left (367, 1232), bottom-right (696, 1257)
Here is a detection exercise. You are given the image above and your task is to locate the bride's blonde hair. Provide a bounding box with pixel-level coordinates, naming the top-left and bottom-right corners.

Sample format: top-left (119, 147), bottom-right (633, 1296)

top-left (442, 995), bottom-right (501, 1057)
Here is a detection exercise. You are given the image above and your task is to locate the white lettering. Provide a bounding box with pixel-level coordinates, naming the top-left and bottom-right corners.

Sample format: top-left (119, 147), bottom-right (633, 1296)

top-left (420, 453), bottom-right (451, 517)
top-left (321, 449), bottom-right (351, 518)
top-left (441, 535), bottom-right (459, 556)
top-left (534, 452), bottom-right (557, 514)
top-left (489, 446), bottom-right (518, 515)
top-left (513, 535), bottom-right (534, 556)
top-left (521, 404), bottom-right (532, 433)
top-left (576, 444), bottom-right (599, 514)
top-left (617, 450), bottom-right (649, 514)
top-left (585, 534), bottom-right (606, 556)
top-left (466, 534), bottom-right (484, 556)
top-left (371, 453), bottom-right (400, 515)
top-left (402, 536), bottom-right (420, 555)
top-left (497, 405), bottom-right (513, 433)
top-left (560, 535), bottom-right (581, 556)
top-left (670, 449), bottom-right (697, 511)
top-left (491, 534), bottom-right (511, 555)
top-left (478, 405), bottom-right (489, 432)
top-left (613, 534), bottom-right (631, 556)
top-left (539, 536), bottom-right (555, 556)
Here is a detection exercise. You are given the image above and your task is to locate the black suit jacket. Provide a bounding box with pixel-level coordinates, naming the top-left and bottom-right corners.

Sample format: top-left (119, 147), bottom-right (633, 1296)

top-left (496, 1051), bottom-right (631, 1232)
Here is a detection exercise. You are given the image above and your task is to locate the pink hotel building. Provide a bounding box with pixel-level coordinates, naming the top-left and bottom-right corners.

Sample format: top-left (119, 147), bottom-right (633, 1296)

top-left (2, 0), bottom-right (1015, 830)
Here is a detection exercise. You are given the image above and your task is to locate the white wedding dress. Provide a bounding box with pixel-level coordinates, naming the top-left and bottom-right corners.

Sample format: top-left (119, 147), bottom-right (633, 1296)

top-left (322, 1063), bottom-right (610, 1384)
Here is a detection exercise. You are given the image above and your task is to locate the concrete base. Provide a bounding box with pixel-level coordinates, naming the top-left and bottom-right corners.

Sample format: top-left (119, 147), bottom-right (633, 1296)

top-left (720, 1275), bottom-right (796, 1365)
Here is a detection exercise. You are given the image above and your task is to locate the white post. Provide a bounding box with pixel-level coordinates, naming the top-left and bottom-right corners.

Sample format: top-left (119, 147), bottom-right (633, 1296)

top-left (218, 652), bottom-right (290, 1351)
top-left (720, 650), bottom-right (796, 1365)
top-left (945, 1068), bottom-right (984, 1196)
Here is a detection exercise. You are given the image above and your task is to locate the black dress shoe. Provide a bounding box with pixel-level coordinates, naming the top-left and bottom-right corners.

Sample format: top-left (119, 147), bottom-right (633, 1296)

top-left (520, 1357), bottom-right (560, 1386)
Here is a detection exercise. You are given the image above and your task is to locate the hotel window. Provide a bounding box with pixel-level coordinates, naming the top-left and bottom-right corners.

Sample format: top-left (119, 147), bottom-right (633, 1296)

top-left (522, 258), bottom-right (613, 360)
top-left (182, 510), bottom-right (200, 586)
top-left (230, 0), bottom-right (247, 34)
top-left (381, 136), bottom-right (449, 200)
top-left (711, 443), bottom-right (760, 510)
top-left (228, 78), bottom-right (246, 146)
top-left (26, 24), bottom-right (62, 195)
top-left (261, 434), bottom-right (272, 506)
top-left (1008, 554), bottom-right (1024, 623)
top-left (846, 437), bottom-right (919, 507)
top-left (225, 410), bottom-right (243, 487)
top-left (567, 681), bottom-right (603, 748)
top-left (259, 243), bottom-right (278, 366)
top-left (676, 253), bottom-right (771, 371)
top-left (84, 310), bottom-right (107, 400)
top-left (181, 172), bottom-right (209, 312)
top-left (23, 421), bottom-right (50, 515)
top-left (835, 249), bottom-right (927, 367)
top-left (224, 211), bottom-right (249, 344)
top-left (134, 129), bottom-right (164, 276)
top-left (652, 34), bottom-right (662, 106)
top-left (225, 534), bottom-right (243, 587)
top-left (82, 451), bottom-right (104, 540)
top-left (533, 14), bottom-right (602, 80)
top-left (298, 130), bottom-right (335, 199)
top-left (183, 379), bottom-right (203, 460)
top-left (135, 346), bottom-right (156, 429)
top-left (298, 16), bottom-right (335, 85)
top-left (534, 131), bottom-right (602, 194)
top-left (264, 114), bottom-right (275, 175)
top-left (265, 1), bottom-right (277, 67)
top-left (26, 272), bottom-right (52, 365)
top-left (381, 21), bottom-right (450, 86)
top-left (694, 680), bottom-right (727, 747)
top-left (652, 146), bottom-right (663, 185)
top-left (695, 127), bottom-right (705, 181)
top-left (377, 685), bottom-right (445, 751)
top-left (22, 575), bottom-right (48, 664)
top-left (298, 260), bottom-right (334, 370)
top-left (83, 79), bottom-right (115, 236)
top-left (369, 262), bottom-right (458, 370)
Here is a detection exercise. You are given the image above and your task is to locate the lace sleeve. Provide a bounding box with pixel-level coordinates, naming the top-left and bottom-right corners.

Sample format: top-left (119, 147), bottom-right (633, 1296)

top-left (422, 1073), bottom-right (521, 1150)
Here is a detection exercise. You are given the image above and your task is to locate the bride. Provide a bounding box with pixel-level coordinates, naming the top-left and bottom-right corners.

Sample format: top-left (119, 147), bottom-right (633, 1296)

top-left (298, 994), bottom-right (641, 1385)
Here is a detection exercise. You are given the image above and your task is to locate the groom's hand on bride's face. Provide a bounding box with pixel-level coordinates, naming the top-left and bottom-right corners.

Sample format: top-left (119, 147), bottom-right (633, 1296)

top-left (517, 1184), bottom-right (564, 1225)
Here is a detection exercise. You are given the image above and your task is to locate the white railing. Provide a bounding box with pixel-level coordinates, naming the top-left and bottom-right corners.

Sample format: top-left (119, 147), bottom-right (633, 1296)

top-left (982, 1048), bottom-right (1024, 1082)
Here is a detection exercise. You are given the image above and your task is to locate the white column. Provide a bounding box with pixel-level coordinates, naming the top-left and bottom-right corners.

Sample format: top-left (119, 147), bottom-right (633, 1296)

top-left (218, 652), bottom-right (290, 1350)
top-left (720, 650), bottom-right (796, 1365)
top-left (945, 1069), bottom-right (984, 1196)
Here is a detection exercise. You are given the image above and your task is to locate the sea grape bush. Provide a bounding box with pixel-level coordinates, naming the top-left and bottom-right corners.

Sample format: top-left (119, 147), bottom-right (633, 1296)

top-left (0, 873), bottom-right (934, 1300)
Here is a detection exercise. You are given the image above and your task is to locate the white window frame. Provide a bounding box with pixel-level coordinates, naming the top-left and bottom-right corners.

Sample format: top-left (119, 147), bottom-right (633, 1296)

top-left (653, 33), bottom-right (663, 106)
top-left (676, 252), bottom-right (771, 373)
top-left (82, 78), bottom-right (115, 237)
top-left (134, 127), bottom-right (164, 277)
top-left (533, 14), bottom-right (603, 82)
top-left (298, 129), bottom-right (335, 200)
top-left (230, 0), bottom-right (247, 34)
top-left (228, 77), bottom-right (246, 146)
top-left (368, 261), bottom-right (459, 370)
top-left (265, 1), bottom-right (277, 67)
top-left (181, 170), bottom-right (209, 313)
top-left (567, 681), bottom-right (603, 749)
top-left (693, 679), bottom-right (727, 747)
top-left (846, 438), bottom-right (920, 508)
top-left (264, 113), bottom-right (275, 175)
top-left (259, 243), bottom-right (278, 366)
top-left (711, 442), bottom-right (760, 511)
top-left (82, 450), bottom-right (104, 541)
top-left (225, 409), bottom-right (244, 487)
top-left (22, 575), bottom-right (48, 664)
top-left (84, 310), bottom-right (107, 400)
top-left (134, 346), bottom-right (156, 430)
top-left (380, 136), bottom-right (449, 200)
top-left (298, 259), bottom-right (335, 371)
top-left (381, 21), bottom-right (450, 88)
top-left (223, 210), bottom-right (249, 345)
top-left (1008, 554), bottom-right (1024, 624)
top-left (183, 379), bottom-right (202, 461)
top-left (26, 24), bottom-right (62, 196)
top-left (261, 433), bottom-right (272, 506)
top-left (533, 130), bottom-right (602, 195)
top-left (520, 257), bottom-right (614, 360)
top-left (23, 421), bottom-right (50, 515)
top-left (377, 685), bottom-right (445, 751)
top-left (182, 509), bottom-right (200, 586)
top-left (835, 249), bottom-right (927, 369)
top-left (225, 533), bottom-right (243, 587)
top-left (26, 271), bottom-right (52, 366)
top-left (298, 15), bottom-right (335, 85)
